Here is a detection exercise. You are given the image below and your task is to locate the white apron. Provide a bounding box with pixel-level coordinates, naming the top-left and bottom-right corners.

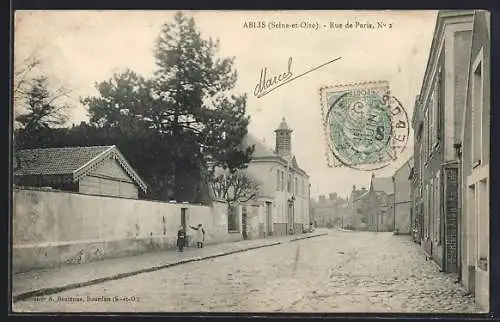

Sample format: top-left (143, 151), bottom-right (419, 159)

top-left (195, 228), bottom-right (204, 243)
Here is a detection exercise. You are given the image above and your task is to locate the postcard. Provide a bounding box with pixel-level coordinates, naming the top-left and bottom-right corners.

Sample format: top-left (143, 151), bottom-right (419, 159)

top-left (11, 10), bottom-right (490, 313)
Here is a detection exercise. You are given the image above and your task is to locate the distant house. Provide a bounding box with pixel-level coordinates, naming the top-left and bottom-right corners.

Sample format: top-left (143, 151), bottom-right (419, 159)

top-left (311, 193), bottom-right (349, 228)
top-left (349, 185), bottom-right (368, 229)
top-left (14, 145), bottom-right (148, 199)
top-left (353, 174), bottom-right (394, 232)
top-left (370, 174), bottom-right (394, 232)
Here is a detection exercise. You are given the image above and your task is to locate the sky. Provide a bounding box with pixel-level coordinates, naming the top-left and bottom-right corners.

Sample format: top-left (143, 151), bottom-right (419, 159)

top-left (14, 10), bottom-right (438, 199)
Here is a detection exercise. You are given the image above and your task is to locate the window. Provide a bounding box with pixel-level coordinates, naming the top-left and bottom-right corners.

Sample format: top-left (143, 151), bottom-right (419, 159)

top-left (424, 184), bottom-right (429, 239)
top-left (276, 169), bottom-right (280, 191)
top-left (436, 67), bottom-right (442, 141)
top-left (467, 185), bottom-right (477, 266)
top-left (472, 60), bottom-right (483, 166)
top-left (281, 171), bottom-right (284, 191)
top-left (430, 78), bottom-right (440, 149)
top-left (435, 171), bottom-right (441, 244)
top-left (429, 178), bottom-right (434, 241)
top-left (228, 205), bottom-right (239, 232)
top-left (425, 108), bottom-right (430, 160)
top-left (429, 91), bottom-right (435, 149)
top-left (419, 144), bottom-right (424, 196)
top-left (288, 173), bottom-right (292, 192)
top-left (478, 179), bottom-right (488, 271)
top-left (295, 177), bottom-right (298, 195)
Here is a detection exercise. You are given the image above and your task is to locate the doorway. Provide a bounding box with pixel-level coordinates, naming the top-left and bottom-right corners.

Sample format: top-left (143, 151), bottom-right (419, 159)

top-left (265, 202), bottom-right (272, 236)
top-left (242, 205), bottom-right (248, 240)
top-left (181, 207), bottom-right (187, 245)
top-left (287, 201), bottom-right (294, 234)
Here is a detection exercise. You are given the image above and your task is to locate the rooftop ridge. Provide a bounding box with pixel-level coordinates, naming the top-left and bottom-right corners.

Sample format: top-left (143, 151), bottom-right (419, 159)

top-left (16, 145), bottom-right (114, 152)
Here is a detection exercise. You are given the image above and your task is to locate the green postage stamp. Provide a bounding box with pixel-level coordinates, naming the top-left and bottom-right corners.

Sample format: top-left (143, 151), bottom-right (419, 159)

top-left (320, 81), bottom-right (409, 171)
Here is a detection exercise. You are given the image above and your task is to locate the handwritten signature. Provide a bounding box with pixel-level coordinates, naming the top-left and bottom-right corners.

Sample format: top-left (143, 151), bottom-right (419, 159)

top-left (254, 56), bottom-right (342, 98)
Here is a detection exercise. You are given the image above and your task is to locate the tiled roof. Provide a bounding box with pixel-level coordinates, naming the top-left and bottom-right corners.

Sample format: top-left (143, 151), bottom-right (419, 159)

top-left (241, 133), bottom-right (277, 158)
top-left (15, 145), bottom-right (148, 192)
top-left (14, 146), bottom-right (113, 176)
top-left (354, 190), bottom-right (370, 201)
top-left (275, 117), bottom-right (292, 131)
top-left (241, 133), bottom-right (307, 176)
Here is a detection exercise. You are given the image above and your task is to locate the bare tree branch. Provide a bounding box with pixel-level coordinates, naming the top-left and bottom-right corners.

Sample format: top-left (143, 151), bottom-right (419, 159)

top-left (209, 170), bottom-right (260, 207)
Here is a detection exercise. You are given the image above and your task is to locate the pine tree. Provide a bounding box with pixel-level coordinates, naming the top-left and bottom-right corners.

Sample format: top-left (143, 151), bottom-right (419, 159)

top-left (81, 11), bottom-right (254, 202)
top-left (14, 76), bottom-right (72, 149)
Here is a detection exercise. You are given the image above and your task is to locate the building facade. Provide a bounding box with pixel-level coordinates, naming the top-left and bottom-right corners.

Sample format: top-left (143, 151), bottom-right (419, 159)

top-left (458, 10), bottom-right (490, 311)
top-left (311, 193), bottom-right (349, 228)
top-left (411, 10), bottom-right (474, 274)
top-left (392, 156), bottom-right (414, 234)
top-left (351, 175), bottom-right (393, 232)
top-left (234, 118), bottom-right (311, 238)
top-left (349, 185), bottom-right (368, 230)
top-left (14, 145), bottom-right (148, 199)
top-left (410, 95), bottom-right (424, 244)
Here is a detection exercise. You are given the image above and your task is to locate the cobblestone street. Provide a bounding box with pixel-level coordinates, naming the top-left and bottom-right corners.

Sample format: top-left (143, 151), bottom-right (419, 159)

top-left (13, 231), bottom-right (483, 313)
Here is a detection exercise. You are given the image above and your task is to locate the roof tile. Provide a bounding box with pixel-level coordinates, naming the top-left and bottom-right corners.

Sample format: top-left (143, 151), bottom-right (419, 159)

top-left (14, 146), bottom-right (112, 176)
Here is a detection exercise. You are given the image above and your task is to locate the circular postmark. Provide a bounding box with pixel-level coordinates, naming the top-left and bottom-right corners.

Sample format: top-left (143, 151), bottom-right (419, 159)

top-left (323, 84), bottom-right (409, 171)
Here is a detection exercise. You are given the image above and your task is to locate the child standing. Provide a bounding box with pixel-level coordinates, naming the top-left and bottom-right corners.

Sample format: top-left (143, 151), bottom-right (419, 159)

top-left (177, 225), bottom-right (186, 252)
top-left (190, 224), bottom-right (205, 248)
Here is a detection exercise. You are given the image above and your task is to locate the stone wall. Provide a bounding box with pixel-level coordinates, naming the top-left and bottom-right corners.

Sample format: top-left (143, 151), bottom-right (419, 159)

top-left (12, 188), bottom-right (229, 273)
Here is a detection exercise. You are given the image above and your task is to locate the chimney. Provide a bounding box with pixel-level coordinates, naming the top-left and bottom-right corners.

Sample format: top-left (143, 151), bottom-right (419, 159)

top-left (274, 117), bottom-right (293, 158)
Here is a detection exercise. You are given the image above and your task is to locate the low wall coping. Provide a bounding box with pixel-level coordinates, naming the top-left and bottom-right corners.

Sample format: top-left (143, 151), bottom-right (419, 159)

top-left (14, 187), bottom-right (223, 208)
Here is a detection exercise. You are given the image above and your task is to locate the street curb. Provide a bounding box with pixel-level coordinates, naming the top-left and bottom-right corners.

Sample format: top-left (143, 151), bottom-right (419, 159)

top-left (12, 233), bottom-right (328, 303)
top-left (290, 232), bottom-right (328, 242)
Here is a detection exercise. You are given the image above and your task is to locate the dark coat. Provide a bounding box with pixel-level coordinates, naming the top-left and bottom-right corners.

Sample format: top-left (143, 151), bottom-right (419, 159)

top-left (177, 230), bottom-right (185, 246)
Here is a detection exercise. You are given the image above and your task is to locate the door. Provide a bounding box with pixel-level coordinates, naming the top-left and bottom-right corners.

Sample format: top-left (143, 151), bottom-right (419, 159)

top-left (242, 205), bottom-right (248, 240)
top-left (287, 201), bottom-right (294, 234)
top-left (181, 208), bottom-right (187, 245)
top-left (266, 202), bottom-right (272, 236)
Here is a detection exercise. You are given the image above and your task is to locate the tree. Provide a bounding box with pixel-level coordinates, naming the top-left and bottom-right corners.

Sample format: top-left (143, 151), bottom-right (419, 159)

top-left (15, 76), bottom-right (71, 130)
top-left (14, 76), bottom-right (73, 150)
top-left (210, 169), bottom-right (261, 208)
top-left (81, 11), bottom-right (254, 202)
top-left (13, 49), bottom-right (42, 113)
top-left (81, 69), bottom-right (154, 129)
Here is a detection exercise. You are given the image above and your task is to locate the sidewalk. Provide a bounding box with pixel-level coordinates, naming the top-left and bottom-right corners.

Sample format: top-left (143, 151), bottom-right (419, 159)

top-left (12, 230), bottom-right (328, 302)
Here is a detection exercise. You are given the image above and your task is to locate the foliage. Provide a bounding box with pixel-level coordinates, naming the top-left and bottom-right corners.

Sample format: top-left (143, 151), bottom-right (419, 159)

top-left (13, 49), bottom-right (42, 116)
top-left (76, 11), bottom-right (253, 202)
top-left (14, 73), bottom-right (74, 154)
top-left (15, 76), bottom-right (71, 130)
top-left (15, 12), bottom-right (254, 203)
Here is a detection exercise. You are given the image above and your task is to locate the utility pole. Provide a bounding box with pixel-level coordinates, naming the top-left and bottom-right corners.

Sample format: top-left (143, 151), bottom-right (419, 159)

top-left (392, 176), bottom-right (396, 232)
